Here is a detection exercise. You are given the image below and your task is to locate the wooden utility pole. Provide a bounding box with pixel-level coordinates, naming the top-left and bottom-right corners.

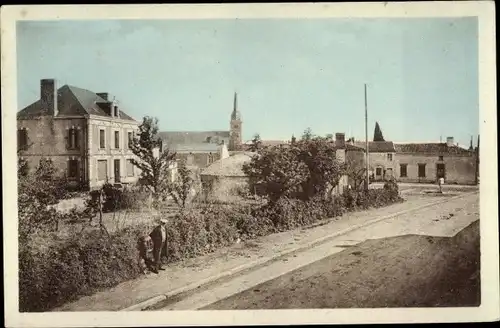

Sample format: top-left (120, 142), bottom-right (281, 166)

top-left (364, 84), bottom-right (370, 191)
top-left (475, 134), bottom-right (480, 184)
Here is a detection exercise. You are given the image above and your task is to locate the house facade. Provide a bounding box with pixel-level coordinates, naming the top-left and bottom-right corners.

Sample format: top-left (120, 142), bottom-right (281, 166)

top-left (353, 140), bottom-right (397, 181)
top-left (394, 137), bottom-right (478, 185)
top-left (17, 79), bottom-right (140, 190)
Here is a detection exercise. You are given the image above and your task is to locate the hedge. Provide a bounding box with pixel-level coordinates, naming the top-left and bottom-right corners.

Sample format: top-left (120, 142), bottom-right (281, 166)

top-left (19, 182), bottom-right (403, 312)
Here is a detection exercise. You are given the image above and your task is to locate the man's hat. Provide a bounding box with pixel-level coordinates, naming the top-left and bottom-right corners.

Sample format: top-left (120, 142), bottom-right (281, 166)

top-left (159, 218), bottom-right (168, 224)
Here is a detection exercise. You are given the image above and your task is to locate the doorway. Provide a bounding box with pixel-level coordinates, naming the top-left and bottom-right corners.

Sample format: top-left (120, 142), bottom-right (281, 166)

top-left (114, 159), bottom-right (121, 183)
top-left (436, 163), bottom-right (446, 181)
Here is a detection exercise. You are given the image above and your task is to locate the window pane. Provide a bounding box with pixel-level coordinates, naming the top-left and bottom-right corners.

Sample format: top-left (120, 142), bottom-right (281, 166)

top-left (127, 159), bottom-right (134, 176)
top-left (99, 130), bottom-right (105, 148)
top-left (98, 160), bottom-right (107, 180)
top-left (400, 164), bottom-right (407, 177)
top-left (128, 132), bottom-right (133, 148)
top-left (114, 131), bottom-right (120, 149)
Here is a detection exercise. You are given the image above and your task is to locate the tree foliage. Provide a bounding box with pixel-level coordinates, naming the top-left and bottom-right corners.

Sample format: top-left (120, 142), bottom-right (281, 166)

top-left (129, 116), bottom-right (177, 198)
top-left (301, 127), bottom-right (314, 141)
top-left (248, 133), bottom-right (263, 152)
top-left (344, 155), bottom-right (367, 191)
top-left (243, 132), bottom-right (343, 203)
top-left (168, 159), bottom-right (195, 209)
top-left (373, 121), bottom-right (385, 141)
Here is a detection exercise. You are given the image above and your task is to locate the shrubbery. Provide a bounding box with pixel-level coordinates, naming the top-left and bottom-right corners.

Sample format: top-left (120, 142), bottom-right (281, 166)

top-left (19, 225), bottom-right (151, 312)
top-left (18, 126), bottom-right (404, 312)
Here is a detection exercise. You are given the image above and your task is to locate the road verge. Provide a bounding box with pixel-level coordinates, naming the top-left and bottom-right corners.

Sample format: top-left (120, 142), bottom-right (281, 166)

top-left (122, 190), bottom-right (478, 311)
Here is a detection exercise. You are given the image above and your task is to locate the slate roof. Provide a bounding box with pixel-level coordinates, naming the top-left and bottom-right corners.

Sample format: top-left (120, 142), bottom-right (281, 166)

top-left (345, 144), bottom-right (365, 152)
top-left (158, 131), bottom-right (230, 146)
top-left (170, 143), bottom-right (221, 153)
top-left (354, 141), bottom-right (396, 153)
top-left (394, 143), bottom-right (474, 155)
top-left (17, 85), bottom-right (137, 121)
top-left (201, 152), bottom-right (257, 177)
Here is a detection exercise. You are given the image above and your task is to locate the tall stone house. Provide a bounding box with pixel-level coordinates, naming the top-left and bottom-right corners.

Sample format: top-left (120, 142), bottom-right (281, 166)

top-left (158, 92), bottom-right (242, 170)
top-left (17, 79), bottom-right (140, 190)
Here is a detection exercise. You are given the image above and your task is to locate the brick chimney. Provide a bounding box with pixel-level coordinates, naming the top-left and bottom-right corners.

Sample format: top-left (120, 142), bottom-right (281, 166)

top-left (40, 79), bottom-right (58, 116)
top-left (446, 137), bottom-right (454, 147)
top-left (335, 133), bottom-right (346, 148)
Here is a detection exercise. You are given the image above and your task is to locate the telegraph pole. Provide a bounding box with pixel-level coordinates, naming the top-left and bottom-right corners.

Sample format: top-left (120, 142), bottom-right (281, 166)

top-left (365, 84), bottom-right (370, 191)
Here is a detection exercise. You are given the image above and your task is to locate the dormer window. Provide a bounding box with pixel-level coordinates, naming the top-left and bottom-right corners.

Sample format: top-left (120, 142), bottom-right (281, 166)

top-left (114, 106), bottom-right (119, 117)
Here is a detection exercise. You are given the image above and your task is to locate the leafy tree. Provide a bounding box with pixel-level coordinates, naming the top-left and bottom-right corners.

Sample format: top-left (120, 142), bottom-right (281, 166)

top-left (129, 116), bottom-right (177, 199)
top-left (344, 155), bottom-right (367, 191)
top-left (168, 159), bottom-right (194, 209)
top-left (373, 122), bottom-right (385, 141)
top-left (301, 127), bottom-right (314, 141)
top-left (248, 133), bottom-right (263, 152)
top-left (243, 135), bottom-right (343, 203)
top-left (243, 146), bottom-right (309, 203)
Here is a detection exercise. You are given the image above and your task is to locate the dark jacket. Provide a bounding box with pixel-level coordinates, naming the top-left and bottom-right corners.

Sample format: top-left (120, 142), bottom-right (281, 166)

top-left (149, 225), bottom-right (168, 255)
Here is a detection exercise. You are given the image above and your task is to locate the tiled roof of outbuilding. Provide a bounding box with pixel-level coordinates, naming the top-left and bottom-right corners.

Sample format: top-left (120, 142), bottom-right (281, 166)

top-left (394, 143), bottom-right (473, 155)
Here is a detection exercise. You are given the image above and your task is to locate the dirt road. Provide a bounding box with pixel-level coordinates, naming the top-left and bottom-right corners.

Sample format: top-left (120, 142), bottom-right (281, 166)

top-left (205, 220), bottom-right (480, 309)
top-left (158, 191), bottom-right (479, 310)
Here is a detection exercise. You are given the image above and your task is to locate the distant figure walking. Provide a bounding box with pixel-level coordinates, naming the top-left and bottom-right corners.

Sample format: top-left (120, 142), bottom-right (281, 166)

top-left (149, 218), bottom-right (169, 273)
top-left (438, 177), bottom-right (445, 193)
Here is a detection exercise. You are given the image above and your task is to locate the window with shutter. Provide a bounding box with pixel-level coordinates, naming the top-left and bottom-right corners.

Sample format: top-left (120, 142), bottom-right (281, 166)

top-left (99, 129), bottom-right (106, 149)
top-left (98, 160), bottom-right (108, 181)
top-left (114, 131), bottom-right (120, 149)
top-left (127, 159), bottom-right (134, 177)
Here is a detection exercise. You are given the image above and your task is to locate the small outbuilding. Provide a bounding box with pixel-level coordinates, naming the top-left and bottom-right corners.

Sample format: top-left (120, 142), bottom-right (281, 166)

top-left (200, 152), bottom-right (257, 202)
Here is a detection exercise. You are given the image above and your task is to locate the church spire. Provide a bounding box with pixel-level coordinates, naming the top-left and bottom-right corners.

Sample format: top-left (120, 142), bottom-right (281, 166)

top-left (231, 91), bottom-right (241, 121)
top-left (233, 91), bottom-right (238, 113)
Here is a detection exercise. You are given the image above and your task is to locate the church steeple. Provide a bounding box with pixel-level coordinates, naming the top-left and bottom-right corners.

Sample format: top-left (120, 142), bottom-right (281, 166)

top-left (231, 92), bottom-right (241, 121)
top-left (229, 91), bottom-right (242, 151)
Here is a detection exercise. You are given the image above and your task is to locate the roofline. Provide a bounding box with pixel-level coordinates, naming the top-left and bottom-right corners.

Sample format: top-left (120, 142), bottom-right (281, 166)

top-left (396, 151), bottom-right (475, 156)
top-left (88, 114), bottom-right (139, 124)
top-left (17, 115), bottom-right (88, 120)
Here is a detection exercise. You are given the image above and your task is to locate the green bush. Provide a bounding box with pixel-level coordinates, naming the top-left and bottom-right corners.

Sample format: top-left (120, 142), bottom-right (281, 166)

top-left (100, 183), bottom-right (151, 212)
top-left (19, 225), bottom-right (148, 312)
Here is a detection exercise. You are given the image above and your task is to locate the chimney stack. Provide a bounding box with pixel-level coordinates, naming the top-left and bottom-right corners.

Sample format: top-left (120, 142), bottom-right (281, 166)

top-left (40, 79), bottom-right (58, 116)
top-left (446, 137), bottom-right (454, 147)
top-left (335, 133), bottom-right (346, 148)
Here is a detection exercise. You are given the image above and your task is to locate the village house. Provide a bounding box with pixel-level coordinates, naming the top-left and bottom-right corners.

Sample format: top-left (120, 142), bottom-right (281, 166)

top-left (394, 137), bottom-right (478, 185)
top-left (352, 140), bottom-right (397, 181)
top-left (17, 79), bottom-right (140, 190)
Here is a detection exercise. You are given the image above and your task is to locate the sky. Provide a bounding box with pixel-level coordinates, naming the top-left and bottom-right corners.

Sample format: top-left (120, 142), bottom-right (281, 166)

top-left (17, 18), bottom-right (479, 147)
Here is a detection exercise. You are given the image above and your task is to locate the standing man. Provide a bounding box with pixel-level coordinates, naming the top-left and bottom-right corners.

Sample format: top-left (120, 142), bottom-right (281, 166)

top-left (438, 176), bottom-right (445, 193)
top-left (149, 218), bottom-right (169, 273)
